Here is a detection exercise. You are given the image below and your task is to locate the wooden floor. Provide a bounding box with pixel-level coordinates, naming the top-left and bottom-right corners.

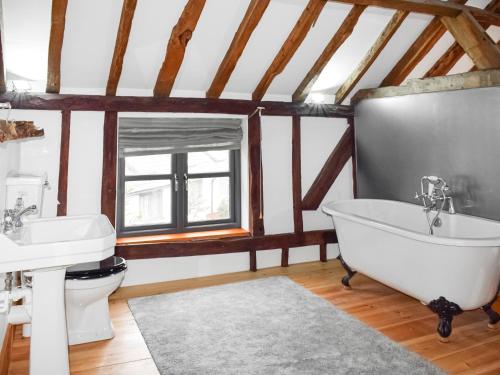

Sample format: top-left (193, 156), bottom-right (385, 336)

top-left (8, 260), bottom-right (500, 374)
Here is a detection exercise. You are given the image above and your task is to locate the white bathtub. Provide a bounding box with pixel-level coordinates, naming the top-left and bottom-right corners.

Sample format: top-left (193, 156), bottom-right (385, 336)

top-left (322, 199), bottom-right (500, 311)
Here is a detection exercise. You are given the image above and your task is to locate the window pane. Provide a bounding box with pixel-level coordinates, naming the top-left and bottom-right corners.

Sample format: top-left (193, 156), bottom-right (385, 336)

top-left (188, 150), bottom-right (230, 174)
top-left (124, 180), bottom-right (172, 227)
top-left (125, 154), bottom-right (171, 176)
top-left (187, 177), bottom-right (230, 222)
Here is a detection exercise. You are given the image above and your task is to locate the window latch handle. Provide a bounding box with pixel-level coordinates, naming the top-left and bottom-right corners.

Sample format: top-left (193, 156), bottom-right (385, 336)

top-left (174, 173), bottom-right (179, 192)
top-left (183, 173), bottom-right (188, 191)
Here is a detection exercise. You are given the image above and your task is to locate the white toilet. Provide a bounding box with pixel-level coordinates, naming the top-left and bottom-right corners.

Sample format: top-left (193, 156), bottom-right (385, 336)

top-left (5, 173), bottom-right (127, 345)
top-left (65, 256), bottom-right (127, 345)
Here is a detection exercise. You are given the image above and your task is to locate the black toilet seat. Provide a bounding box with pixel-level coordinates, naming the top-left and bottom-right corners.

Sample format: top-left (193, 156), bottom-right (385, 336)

top-left (65, 256), bottom-right (127, 280)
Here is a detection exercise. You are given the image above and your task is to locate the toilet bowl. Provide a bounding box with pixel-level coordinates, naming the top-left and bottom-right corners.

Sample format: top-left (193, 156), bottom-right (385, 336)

top-left (65, 256), bottom-right (127, 345)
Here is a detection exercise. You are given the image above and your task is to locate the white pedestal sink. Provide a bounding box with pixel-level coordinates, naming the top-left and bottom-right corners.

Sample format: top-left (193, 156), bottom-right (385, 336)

top-left (0, 214), bottom-right (116, 375)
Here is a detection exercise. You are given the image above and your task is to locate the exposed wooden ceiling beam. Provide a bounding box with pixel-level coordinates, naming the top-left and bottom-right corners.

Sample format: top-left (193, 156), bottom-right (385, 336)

top-left (0, 28), bottom-right (5, 93)
top-left (46, 0), bottom-right (68, 93)
top-left (335, 10), bottom-right (408, 104)
top-left (353, 69), bottom-right (500, 102)
top-left (424, 0), bottom-right (500, 78)
top-left (154, 0), bottom-right (206, 97)
top-left (380, 0), bottom-right (467, 87)
top-left (328, 0), bottom-right (500, 26)
top-left (470, 40), bottom-right (500, 71)
top-left (206, 0), bottom-right (270, 99)
top-left (0, 92), bottom-right (354, 117)
top-left (440, 11), bottom-right (500, 70)
top-left (252, 0), bottom-right (326, 101)
top-left (106, 0), bottom-right (137, 96)
top-left (292, 5), bottom-right (366, 102)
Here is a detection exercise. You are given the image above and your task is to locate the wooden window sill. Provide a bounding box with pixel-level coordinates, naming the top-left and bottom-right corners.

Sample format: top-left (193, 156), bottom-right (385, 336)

top-left (116, 228), bottom-right (250, 246)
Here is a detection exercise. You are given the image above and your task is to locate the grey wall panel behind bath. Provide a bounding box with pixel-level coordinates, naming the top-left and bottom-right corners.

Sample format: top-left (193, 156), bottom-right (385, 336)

top-left (355, 86), bottom-right (500, 220)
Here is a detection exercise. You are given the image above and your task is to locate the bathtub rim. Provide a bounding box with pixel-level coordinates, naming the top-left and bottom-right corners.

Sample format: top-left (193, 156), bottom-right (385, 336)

top-left (322, 199), bottom-right (500, 247)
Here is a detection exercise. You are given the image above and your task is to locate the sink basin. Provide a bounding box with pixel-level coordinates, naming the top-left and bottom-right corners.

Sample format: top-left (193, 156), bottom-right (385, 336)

top-left (0, 214), bottom-right (116, 273)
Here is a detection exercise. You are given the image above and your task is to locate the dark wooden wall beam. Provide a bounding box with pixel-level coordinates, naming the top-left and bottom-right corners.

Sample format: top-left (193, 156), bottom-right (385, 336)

top-left (206, 0), bottom-right (270, 98)
top-left (116, 229), bottom-right (337, 259)
top-left (0, 28), bottom-right (6, 93)
top-left (248, 113), bottom-right (264, 236)
top-left (424, 0), bottom-right (500, 78)
top-left (281, 247), bottom-right (289, 267)
top-left (46, 0), bottom-right (68, 93)
top-left (335, 10), bottom-right (408, 104)
top-left (293, 5), bottom-right (366, 102)
top-left (319, 242), bottom-right (327, 262)
top-left (252, 0), bottom-right (326, 101)
top-left (106, 0), bottom-right (137, 96)
top-left (292, 116), bottom-right (303, 233)
top-left (250, 250), bottom-right (257, 272)
top-left (302, 125), bottom-right (353, 210)
top-left (101, 112), bottom-right (118, 225)
top-left (154, 0), bottom-right (206, 97)
top-left (0, 92), bottom-right (353, 118)
top-left (57, 110), bottom-right (71, 216)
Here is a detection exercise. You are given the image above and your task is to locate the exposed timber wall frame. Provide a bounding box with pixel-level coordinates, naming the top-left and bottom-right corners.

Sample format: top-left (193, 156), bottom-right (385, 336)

top-left (57, 110), bottom-right (71, 216)
top-left (206, 0), bottom-right (270, 99)
top-left (252, 0), bottom-right (326, 101)
top-left (106, 0), bottom-right (137, 96)
top-left (248, 113), bottom-right (264, 236)
top-left (302, 125), bottom-right (353, 210)
top-left (46, 0), bottom-right (68, 93)
top-left (335, 10), bottom-right (408, 104)
top-left (101, 112), bottom-right (118, 225)
top-left (293, 5), bottom-right (366, 102)
top-left (353, 69), bottom-right (500, 103)
top-left (349, 117), bottom-right (358, 198)
top-left (115, 229), bottom-right (338, 259)
top-left (440, 11), bottom-right (500, 70)
top-left (154, 0), bottom-right (206, 97)
top-left (292, 116), bottom-right (303, 233)
top-left (0, 93), bottom-right (353, 118)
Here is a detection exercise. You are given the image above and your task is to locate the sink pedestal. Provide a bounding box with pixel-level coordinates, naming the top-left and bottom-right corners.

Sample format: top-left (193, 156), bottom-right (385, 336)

top-left (29, 267), bottom-right (69, 375)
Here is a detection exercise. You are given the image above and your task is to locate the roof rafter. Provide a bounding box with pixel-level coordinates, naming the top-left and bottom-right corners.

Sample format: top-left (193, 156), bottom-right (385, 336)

top-left (46, 0), bottom-right (68, 93)
top-left (440, 10), bottom-right (500, 70)
top-left (335, 9), bottom-right (408, 104)
top-left (292, 4), bottom-right (366, 102)
top-left (424, 0), bottom-right (500, 78)
top-left (106, 0), bottom-right (137, 96)
top-left (206, 0), bottom-right (270, 99)
top-left (380, 0), bottom-right (467, 87)
top-left (154, 0), bottom-right (206, 97)
top-left (252, 0), bottom-right (326, 101)
top-left (328, 0), bottom-right (500, 26)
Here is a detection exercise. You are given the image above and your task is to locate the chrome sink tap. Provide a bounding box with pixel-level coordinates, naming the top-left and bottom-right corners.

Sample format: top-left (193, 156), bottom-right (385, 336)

top-left (1, 197), bottom-right (38, 234)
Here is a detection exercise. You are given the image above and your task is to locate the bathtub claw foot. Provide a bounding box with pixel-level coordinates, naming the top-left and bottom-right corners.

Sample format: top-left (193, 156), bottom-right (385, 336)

top-left (482, 300), bottom-right (500, 328)
top-left (337, 255), bottom-right (357, 289)
top-left (428, 297), bottom-right (463, 341)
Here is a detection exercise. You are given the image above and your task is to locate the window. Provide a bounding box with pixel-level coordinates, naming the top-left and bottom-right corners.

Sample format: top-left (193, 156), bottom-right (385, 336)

top-left (116, 118), bottom-right (242, 236)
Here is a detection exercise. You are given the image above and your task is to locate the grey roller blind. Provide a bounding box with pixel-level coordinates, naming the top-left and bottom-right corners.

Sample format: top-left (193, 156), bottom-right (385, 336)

top-left (119, 117), bottom-right (243, 157)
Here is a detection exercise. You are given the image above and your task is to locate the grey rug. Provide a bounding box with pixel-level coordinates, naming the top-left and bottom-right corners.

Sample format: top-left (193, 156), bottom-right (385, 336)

top-left (128, 277), bottom-right (444, 375)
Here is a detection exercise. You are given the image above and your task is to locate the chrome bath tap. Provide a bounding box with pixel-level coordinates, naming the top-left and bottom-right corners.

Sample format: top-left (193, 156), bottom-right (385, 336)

top-left (415, 176), bottom-right (455, 235)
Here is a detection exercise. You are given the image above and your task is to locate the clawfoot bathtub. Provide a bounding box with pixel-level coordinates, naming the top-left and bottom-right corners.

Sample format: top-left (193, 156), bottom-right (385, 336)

top-left (323, 199), bottom-right (500, 341)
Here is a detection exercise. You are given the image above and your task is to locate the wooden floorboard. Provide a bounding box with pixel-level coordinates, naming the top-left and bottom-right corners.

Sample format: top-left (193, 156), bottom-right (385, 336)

top-left (8, 260), bottom-right (500, 374)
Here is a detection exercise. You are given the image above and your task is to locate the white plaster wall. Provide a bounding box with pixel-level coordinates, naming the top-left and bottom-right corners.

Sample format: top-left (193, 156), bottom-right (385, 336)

top-left (15, 110), bottom-right (61, 218)
top-left (67, 112), bottom-right (104, 216)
